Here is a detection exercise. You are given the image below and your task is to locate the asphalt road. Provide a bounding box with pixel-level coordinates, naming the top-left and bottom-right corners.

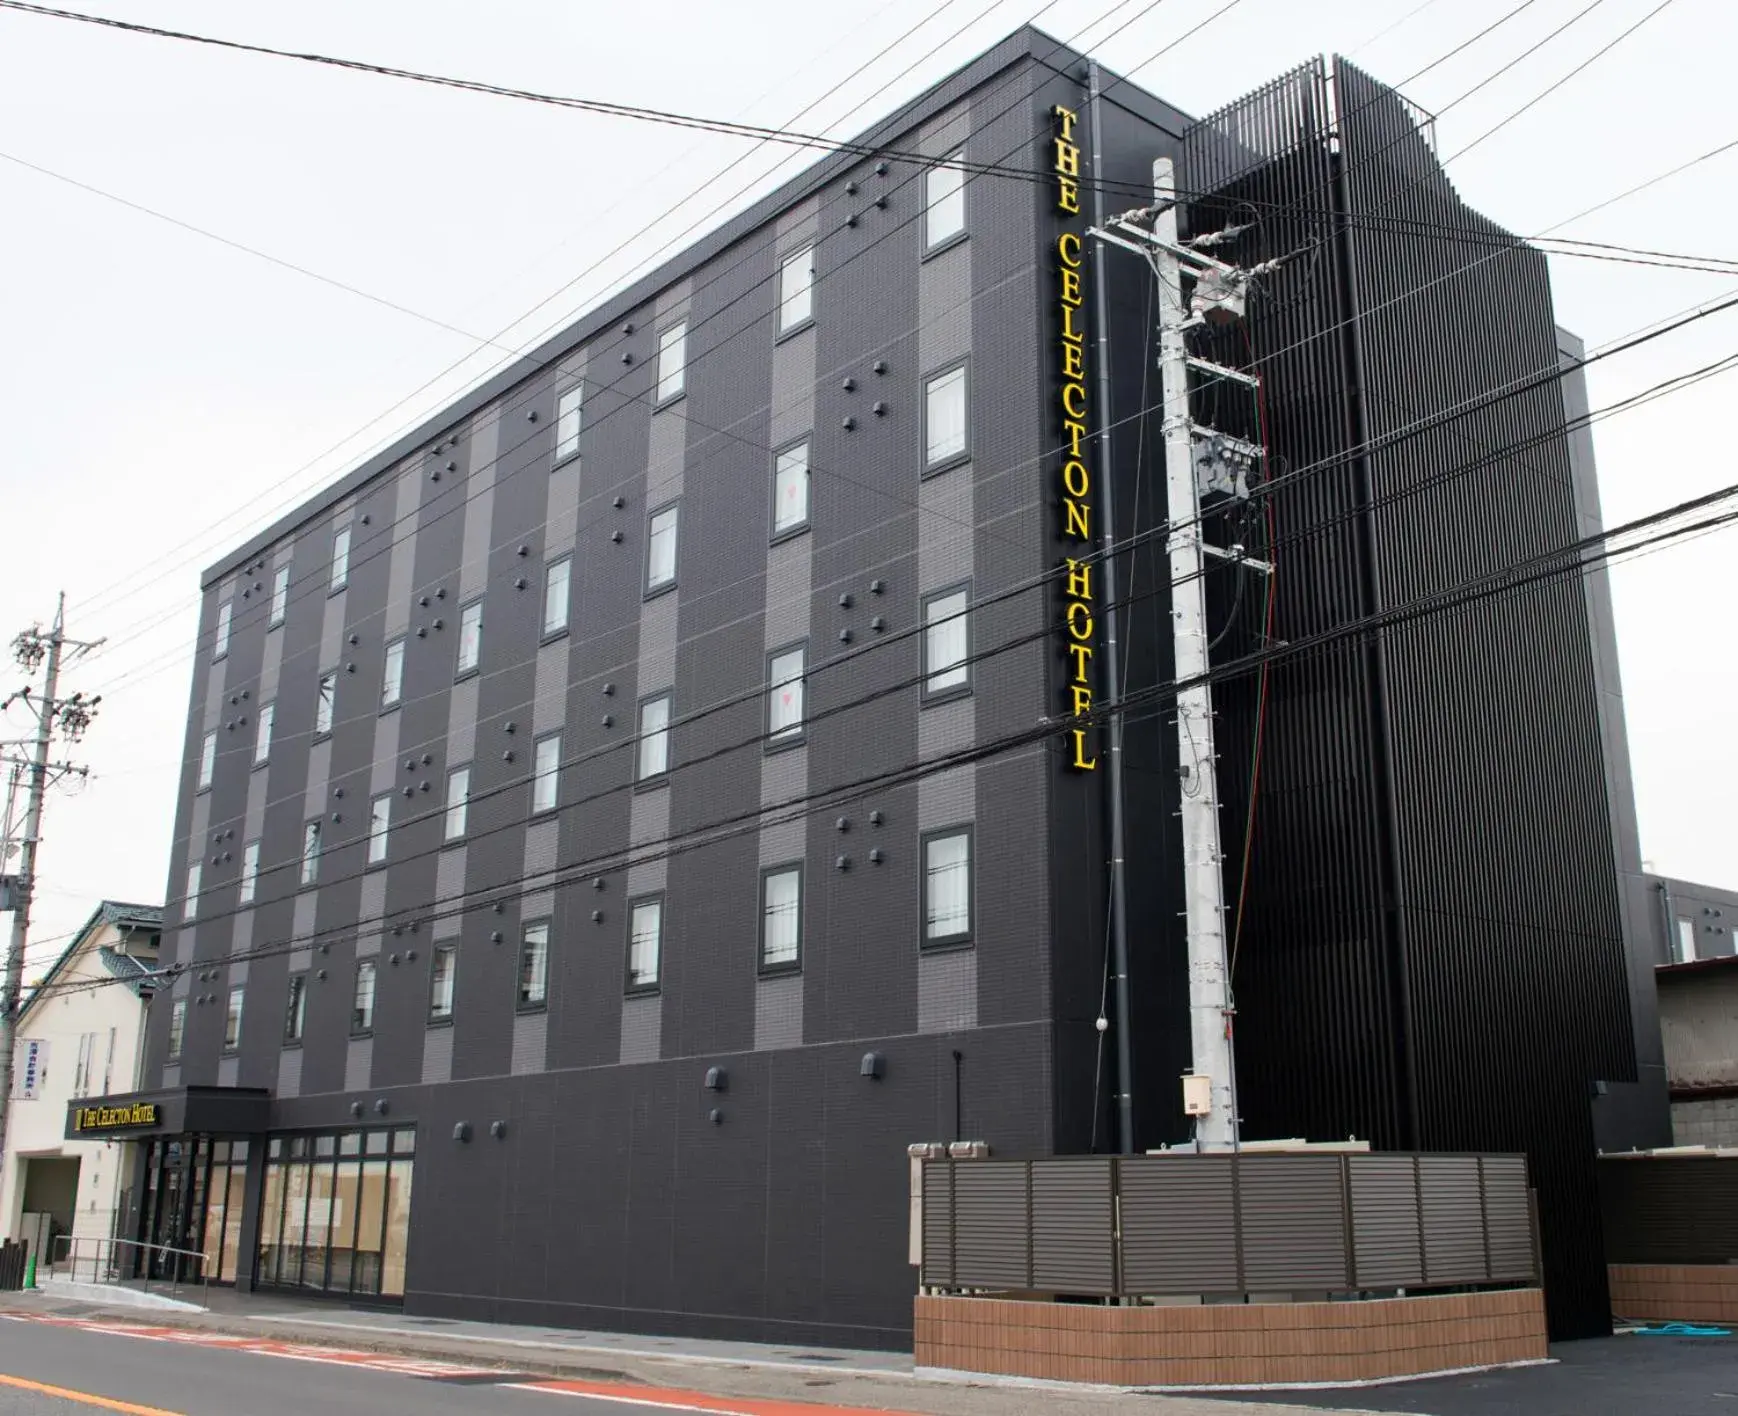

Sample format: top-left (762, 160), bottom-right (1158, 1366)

top-left (0, 1316), bottom-right (916, 1416)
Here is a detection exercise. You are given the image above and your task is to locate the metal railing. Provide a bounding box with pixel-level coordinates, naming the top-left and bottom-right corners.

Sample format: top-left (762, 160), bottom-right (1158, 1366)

top-left (49, 1235), bottom-right (210, 1308)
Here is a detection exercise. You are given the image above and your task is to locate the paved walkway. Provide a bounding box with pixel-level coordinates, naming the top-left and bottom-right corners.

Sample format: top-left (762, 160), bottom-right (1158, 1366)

top-left (0, 1288), bottom-right (1358, 1416)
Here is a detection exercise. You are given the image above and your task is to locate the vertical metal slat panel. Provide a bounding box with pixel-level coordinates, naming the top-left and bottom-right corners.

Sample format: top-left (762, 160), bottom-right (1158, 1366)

top-left (1119, 1156), bottom-right (1240, 1293)
top-left (1484, 1154), bottom-right (1535, 1280)
top-left (1349, 1153), bottom-right (1424, 1287)
top-left (1030, 1158), bottom-right (1115, 1294)
top-left (1238, 1154), bottom-right (1349, 1290)
top-left (1419, 1154), bottom-right (1486, 1284)
top-left (921, 1160), bottom-right (954, 1286)
top-left (950, 1161), bottom-right (1030, 1289)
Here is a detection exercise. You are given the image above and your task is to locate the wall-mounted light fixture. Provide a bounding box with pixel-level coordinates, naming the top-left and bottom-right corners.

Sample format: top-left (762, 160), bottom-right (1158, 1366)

top-left (860, 1051), bottom-right (885, 1080)
top-left (704, 1066), bottom-right (727, 1093)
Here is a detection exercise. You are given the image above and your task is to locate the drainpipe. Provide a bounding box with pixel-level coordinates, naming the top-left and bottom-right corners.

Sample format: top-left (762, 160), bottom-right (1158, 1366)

top-left (1087, 59), bottom-right (1136, 1155)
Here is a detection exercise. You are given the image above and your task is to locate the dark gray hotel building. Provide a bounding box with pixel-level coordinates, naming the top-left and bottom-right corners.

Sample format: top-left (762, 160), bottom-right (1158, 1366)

top-left (71, 29), bottom-right (1667, 1346)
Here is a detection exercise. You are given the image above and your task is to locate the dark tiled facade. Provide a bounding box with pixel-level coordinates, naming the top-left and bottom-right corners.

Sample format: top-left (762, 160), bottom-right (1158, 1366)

top-left (127, 33), bottom-right (1665, 1348)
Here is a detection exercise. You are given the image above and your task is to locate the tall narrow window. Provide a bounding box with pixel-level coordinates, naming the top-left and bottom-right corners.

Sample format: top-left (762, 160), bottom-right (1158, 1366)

top-left (185, 862), bottom-right (202, 915)
top-left (167, 998), bottom-right (186, 1061)
top-left (331, 525), bottom-right (352, 591)
top-left (656, 322), bottom-right (687, 403)
top-left (543, 557), bottom-right (571, 637)
top-left (429, 945), bottom-right (456, 1022)
top-left (301, 820), bottom-right (322, 886)
top-left (285, 975), bottom-right (307, 1043)
top-left (778, 246), bottom-right (814, 332)
top-left (532, 733), bottom-right (562, 814)
top-left (351, 960), bottom-right (376, 1035)
top-left (368, 794), bottom-right (391, 865)
top-left (269, 565), bottom-right (290, 627)
top-left (772, 442), bottom-right (810, 538)
top-left (254, 701), bottom-right (274, 765)
top-left (213, 600), bottom-right (232, 661)
top-left (444, 766), bottom-right (470, 841)
top-left (627, 898), bottom-right (662, 993)
top-left (239, 840), bottom-right (260, 906)
top-left (1676, 917), bottom-right (1697, 963)
top-left (198, 730), bottom-right (217, 792)
top-left (305, 671), bottom-right (334, 738)
top-left (768, 645), bottom-right (805, 742)
top-left (555, 383), bottom-right (583, 462)
top-left (456, 601), bottom-right (483, 676)
top-left (924, 364), bottom-right (969, 470)
top-left (223, 986), bottom-right (244, 1051)
top-left (925, 154), bottom-right (966, 249)
top-left (761, 866), bottom-right (802, 973)
top-left (923, 586), bottom-right (970, 698)
top-left (519, 921), bottom-right (549, 1008)
top-left (923, 828), bottom-right (973, 947)
top-left (381, 638), bottom-right (405, 710)
top-left (646, 504), bottom-right (679, 592)
top-left (638, 695), bottom-right (671, 781)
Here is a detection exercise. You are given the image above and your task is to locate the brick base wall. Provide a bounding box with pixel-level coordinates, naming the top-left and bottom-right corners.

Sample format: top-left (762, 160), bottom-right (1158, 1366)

top-left (1610, 1264), bottom-right (1738, 1324)
top-left (914, 1289), bottom-right (1548, 1386)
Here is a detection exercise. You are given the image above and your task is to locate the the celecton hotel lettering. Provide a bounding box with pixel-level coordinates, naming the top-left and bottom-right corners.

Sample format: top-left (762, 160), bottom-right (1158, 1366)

top-left (72, 1101), bottom-right (158, 1132)
top-left (1053, 103), bottom-right (1096, 772)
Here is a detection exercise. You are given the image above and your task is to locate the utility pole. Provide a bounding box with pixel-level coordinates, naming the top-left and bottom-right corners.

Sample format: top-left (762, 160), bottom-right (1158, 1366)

top-left (1091, 159), bottom-right (1276, 1150)
top-left (0, 595), bottom-right (102, 1166)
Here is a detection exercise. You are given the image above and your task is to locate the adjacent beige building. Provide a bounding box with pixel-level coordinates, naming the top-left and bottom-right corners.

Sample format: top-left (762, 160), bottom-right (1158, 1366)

top-left (1657, 955), bottom-right (1738, 1147)
top-left (0, 902), bottom-right (160, 1264)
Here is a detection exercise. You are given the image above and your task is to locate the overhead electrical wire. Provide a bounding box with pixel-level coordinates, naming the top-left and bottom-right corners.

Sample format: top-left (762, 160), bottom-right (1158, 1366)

top-left (30, 472), bottom-right (1738, 1008)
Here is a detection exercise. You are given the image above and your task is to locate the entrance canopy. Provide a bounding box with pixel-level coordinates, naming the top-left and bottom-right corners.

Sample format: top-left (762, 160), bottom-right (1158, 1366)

top-left (64, 1085), bottom-right (269, 1141)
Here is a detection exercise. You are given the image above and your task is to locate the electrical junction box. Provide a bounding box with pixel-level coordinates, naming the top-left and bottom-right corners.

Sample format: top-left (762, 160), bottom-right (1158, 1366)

top-left (1182, 1073), bottom-right (1212, 1116)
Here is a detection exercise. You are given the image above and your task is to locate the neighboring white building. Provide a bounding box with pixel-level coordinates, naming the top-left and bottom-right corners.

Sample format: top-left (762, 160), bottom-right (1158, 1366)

top-left (0, 901), bottom-right (160, 1265)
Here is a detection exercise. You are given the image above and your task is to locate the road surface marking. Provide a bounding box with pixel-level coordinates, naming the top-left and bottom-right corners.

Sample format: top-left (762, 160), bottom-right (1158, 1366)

top-left (508, 1378), bottom-right (918, 1415)
top-left (0, 1373), bottom-right (183, 1415)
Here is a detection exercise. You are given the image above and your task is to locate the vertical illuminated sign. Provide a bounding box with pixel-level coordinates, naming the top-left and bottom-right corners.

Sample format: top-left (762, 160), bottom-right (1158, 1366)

top-left (1052, 104), bottom-right (1096, 772)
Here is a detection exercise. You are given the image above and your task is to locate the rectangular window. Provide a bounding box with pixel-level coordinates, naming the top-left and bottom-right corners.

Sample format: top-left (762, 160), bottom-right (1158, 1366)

top-left (352, 960), bottom-right (376, 1034)
top-left (456, 601), bottom-right (483, 676)
top-left (543, 556), bottom-right (571, 637)
top-left (923, 586), bottom-right (970, 698)
top-left (627, 898), bottom-right (662, 993)
top-left (368, 794), bottom-right (391, 865)
top-left (331, 525), bottom-right (352, 591)
top-left (1676, 917), bottom-right (1697, 963)
top-left (284, 975), bottom-right (307, 1043)
top-left (555, 383), bottom-right (583, 462)
top-left (429, 945), bottom-right (456, 1022)
top-left (185, 862), bottom-right (202, 915)
top-left (381, 637), bottom-right (405, 710)
top-left (254, 701), bottom-right (274, 766)
top-left (223, 986), bottom-right (244, 1051)
top-left (761, 865), bottom-right (802, 973)
top-left (924, 363), bottom-right (969, 470)
top-left (239, 840), bottom-right (260, 906)
top-left (301, 820), bottom-right (322, 886)
top-left (768, 644), bottom-right (805, 742)
top-left (646, 503), bottom-right (678, 592)
top-left (925, 154), bottom-right (966, 249)
top-left (315, 671), bottom-right (337, 736)
top-left (923, 827), bottom-right (973, 947)
top-left (638, 694), bottom-right (671, 781)
top-left (532, 733), bottom-right (562, 814)
top-left (778, 246), bottom-right (814, 332)
top-left (519, 921), bottom-right (549, 1009)
top-left (198, 730), bottom-right (217, 792)
top-left (444, 766), bottom-right (470, 841)
top-left (269, 565), bottom-right (290, 628)
top-left (772, 442), bottom-right (810, 538)
top-left (167, 999), bottom-right (186, 1062)
top-left (213, 600), bottom-right (232, 661)
top-left (656, 322), bottom-right (687, 403)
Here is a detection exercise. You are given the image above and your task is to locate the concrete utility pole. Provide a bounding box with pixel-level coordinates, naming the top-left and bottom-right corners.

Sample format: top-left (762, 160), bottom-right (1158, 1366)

top-left (1092, 160), bottom-right (1277, 1150)
top-left (0, 595), bottom-right (101, 1166)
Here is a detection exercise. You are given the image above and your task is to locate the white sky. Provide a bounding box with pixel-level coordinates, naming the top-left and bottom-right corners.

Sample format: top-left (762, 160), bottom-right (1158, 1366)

top-left (1, 0), bottom-right (1731, 974)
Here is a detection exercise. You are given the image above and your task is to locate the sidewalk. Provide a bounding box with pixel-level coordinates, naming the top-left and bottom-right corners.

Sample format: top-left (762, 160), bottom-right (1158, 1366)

top-left (0, 1286), bottom-right (1368, 1416)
